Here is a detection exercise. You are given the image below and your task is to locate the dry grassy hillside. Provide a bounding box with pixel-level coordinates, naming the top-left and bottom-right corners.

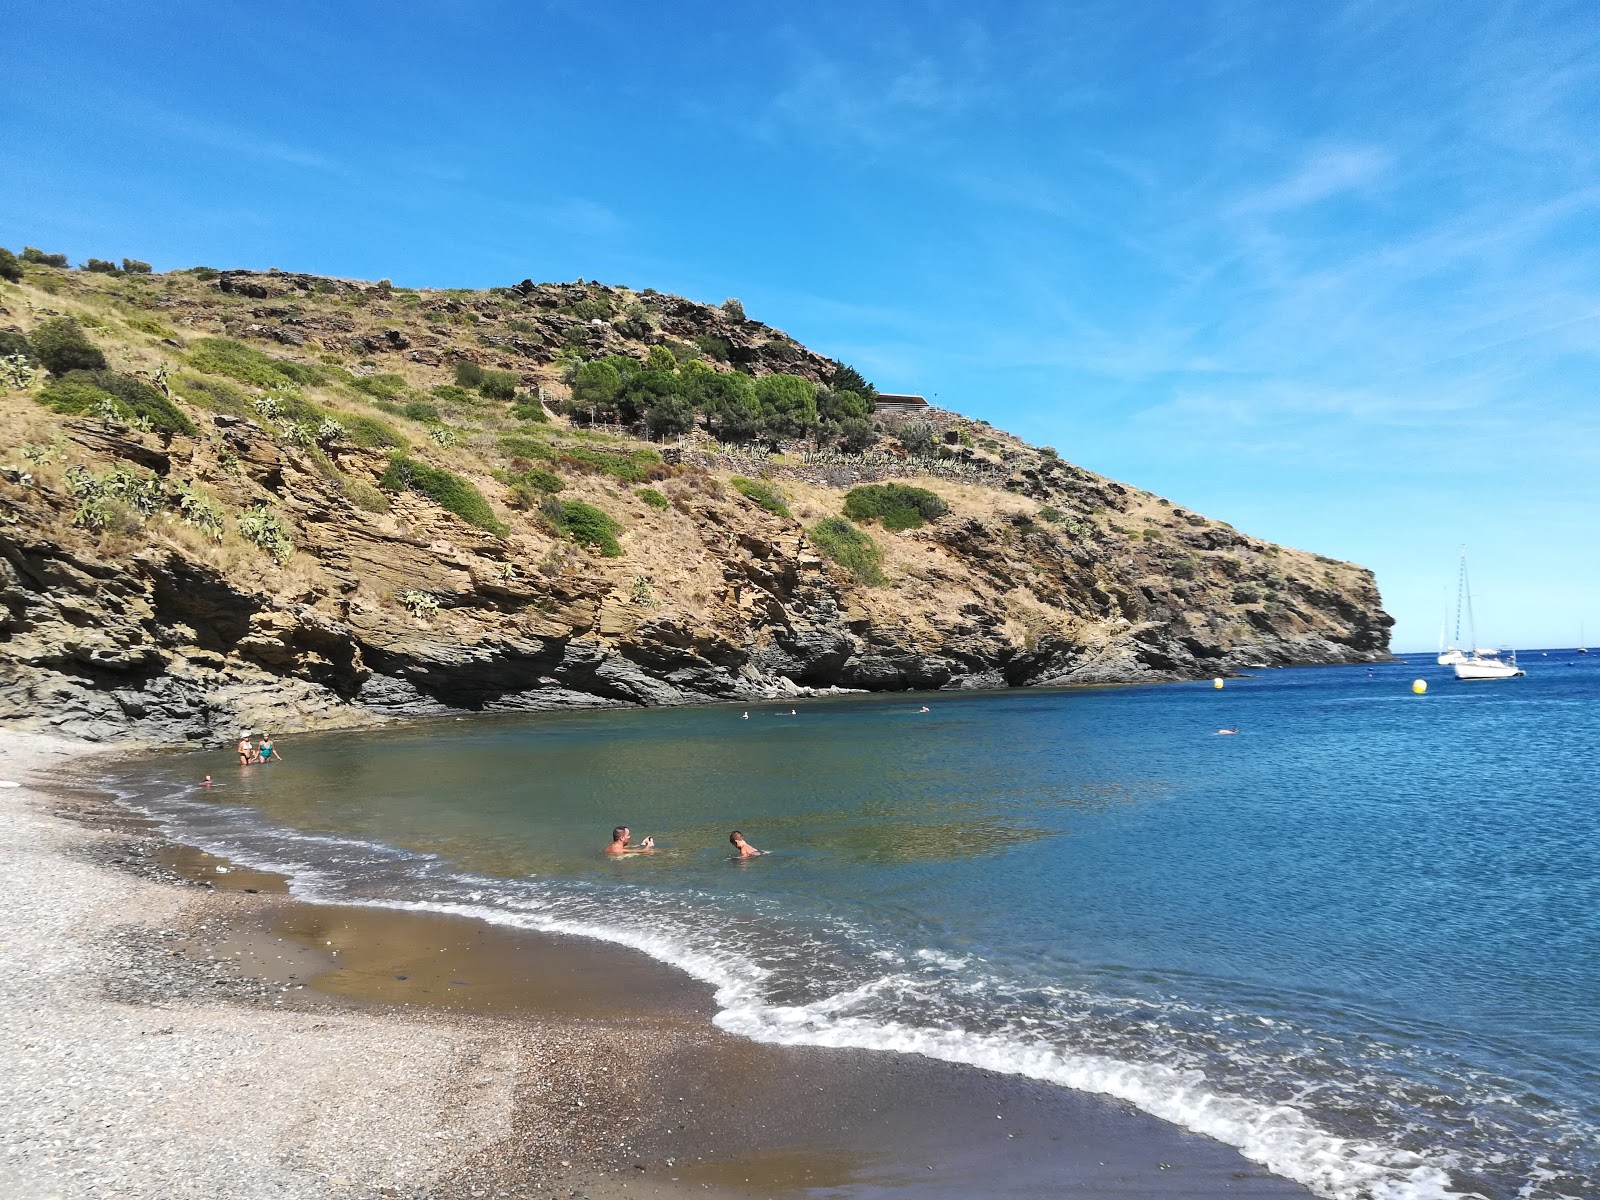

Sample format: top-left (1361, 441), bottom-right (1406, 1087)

top-left (0, 255), bottom-right (1391, 743)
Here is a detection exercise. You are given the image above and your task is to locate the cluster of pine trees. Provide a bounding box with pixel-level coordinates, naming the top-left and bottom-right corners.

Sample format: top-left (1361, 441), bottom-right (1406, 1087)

top-left (562, 348), bottom-right (879, 449)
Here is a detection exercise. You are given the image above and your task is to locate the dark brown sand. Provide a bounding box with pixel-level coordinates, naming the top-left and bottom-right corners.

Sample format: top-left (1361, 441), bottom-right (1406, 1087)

top-left (153, 845), bottom-right (1316, 1200)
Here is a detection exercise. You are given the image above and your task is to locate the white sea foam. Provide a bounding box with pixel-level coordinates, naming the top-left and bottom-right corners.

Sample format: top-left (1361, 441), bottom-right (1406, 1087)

top-left (120, 787), bottom-right (1535, 1200)
top-left (287, 887), bottom-right (1465, 1200)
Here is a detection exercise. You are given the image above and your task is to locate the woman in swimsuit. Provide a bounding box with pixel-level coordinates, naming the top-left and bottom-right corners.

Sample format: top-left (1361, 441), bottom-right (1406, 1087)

top-left (237, 736), bottom-right (255, 765)
top-left (259, 736), bottom-right (280, 763)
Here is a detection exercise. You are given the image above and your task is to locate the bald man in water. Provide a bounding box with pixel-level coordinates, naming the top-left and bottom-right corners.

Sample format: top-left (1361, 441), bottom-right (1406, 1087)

top-left (605, 826), bottom-right (655, 855)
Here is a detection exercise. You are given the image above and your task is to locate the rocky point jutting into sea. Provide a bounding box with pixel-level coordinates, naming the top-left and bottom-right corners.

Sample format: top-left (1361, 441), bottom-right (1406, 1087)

top-left (0, 259), bottom-right (1391, 744)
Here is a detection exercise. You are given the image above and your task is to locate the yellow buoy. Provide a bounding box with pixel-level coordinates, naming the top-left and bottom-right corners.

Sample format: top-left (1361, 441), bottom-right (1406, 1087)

top-left (1412, 679), bottom-right (1427, 694)
top-left (1213, 678), bottom-right (1224, 689)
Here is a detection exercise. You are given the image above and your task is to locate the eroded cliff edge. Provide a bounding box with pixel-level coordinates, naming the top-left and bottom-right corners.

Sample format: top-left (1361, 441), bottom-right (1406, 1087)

top-left (0, 264), bottom-right (1391, 744)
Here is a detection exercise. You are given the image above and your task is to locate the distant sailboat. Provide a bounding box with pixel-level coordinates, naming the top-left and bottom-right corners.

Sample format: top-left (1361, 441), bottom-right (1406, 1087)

top-left (1450, 549), bottom-right (1525, 680)
top-left (1437, 558), bottom-right (1469, 666)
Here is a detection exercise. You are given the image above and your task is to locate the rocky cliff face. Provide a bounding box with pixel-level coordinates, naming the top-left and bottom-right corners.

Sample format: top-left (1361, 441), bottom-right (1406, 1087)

top-left (0, 264), bottom-right (1391, 745)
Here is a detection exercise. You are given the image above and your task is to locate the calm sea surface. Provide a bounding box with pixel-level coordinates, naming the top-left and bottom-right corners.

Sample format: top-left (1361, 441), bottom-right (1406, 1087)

top-left (105, 654), bottom-right (1600, 1200)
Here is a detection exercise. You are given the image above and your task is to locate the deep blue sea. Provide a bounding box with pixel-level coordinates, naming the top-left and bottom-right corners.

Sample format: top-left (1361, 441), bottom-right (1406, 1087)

top-left (105, 653), bottom-right (1600, 1200)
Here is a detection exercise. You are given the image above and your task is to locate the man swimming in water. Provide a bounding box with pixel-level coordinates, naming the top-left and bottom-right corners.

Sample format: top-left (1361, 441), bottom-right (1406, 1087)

top-left (605, 826), bottom-right (655, 855)
top-left (729, 830), bottom-right (763, 859)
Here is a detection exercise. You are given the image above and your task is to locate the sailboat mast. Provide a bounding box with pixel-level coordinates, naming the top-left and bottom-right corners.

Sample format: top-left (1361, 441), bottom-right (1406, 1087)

top-left (1463, 552), bottom-right (1478, 652)
top-left (1454, 547), bottom-right (1467, 647)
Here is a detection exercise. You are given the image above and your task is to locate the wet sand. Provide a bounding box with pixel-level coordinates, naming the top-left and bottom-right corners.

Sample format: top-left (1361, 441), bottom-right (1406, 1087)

top-left (1, 732), bottom-right (1316, 1199)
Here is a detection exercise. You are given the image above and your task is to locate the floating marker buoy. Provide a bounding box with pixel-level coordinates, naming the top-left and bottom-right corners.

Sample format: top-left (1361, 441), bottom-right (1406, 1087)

top-left (1412, 679), bottom-right (1427, 694)
top-left (1213, 678), bottom-right (1224, 689)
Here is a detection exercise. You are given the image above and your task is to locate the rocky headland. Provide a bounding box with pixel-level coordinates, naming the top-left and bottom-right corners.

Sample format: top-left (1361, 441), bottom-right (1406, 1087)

top-left (0, 256), bottom-right (1392, 745)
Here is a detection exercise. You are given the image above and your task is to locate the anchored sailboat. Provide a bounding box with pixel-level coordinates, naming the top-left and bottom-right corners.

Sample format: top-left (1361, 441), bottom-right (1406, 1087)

top-left (1436, 559), bottom-right (1469, 666)
top-left (1450, 548), bottom-right (1524, 679)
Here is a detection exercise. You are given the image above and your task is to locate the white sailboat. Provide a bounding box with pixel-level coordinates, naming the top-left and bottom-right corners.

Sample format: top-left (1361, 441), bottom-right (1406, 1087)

top-left (1450, 549), bottom-right (1525, 680)
top-left (1436, 560), bottom-right (1469, 666)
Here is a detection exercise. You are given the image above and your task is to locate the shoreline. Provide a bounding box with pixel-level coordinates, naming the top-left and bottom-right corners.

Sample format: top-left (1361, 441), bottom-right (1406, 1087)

top-left (0, 730), bottom-right (1316, 1200)
top-left (2, 654), bottom-right (1395, 752)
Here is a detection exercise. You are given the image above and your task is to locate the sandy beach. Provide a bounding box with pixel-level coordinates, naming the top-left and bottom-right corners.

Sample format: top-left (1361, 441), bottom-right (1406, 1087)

top-left (0, 731), bottom-right (1314, 1200)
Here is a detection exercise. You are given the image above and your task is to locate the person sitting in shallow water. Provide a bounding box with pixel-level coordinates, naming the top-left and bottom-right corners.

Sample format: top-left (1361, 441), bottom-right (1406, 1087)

top-left (729, 830), bottom-right (763, 859)
top-left (605, 826), bottom-right (655, 855)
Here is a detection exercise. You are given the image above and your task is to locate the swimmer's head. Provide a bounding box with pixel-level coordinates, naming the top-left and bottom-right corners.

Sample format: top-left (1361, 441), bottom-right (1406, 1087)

top-left (612, 826), bottom-right (628, 843)
top-left (729, 830), bottom-right (743, 845)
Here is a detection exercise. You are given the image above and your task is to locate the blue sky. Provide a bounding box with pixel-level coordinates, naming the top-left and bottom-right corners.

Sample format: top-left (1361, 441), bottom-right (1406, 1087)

top-left (4, 1), bottom-right (1597, 651)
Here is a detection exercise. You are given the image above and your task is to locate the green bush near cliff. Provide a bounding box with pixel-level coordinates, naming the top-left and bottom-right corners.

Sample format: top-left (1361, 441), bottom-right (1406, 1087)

top-left (379, 454), bottom-right (505, 535)
top-left (558, 443), bottom-right (663, 483)
top-left (731, 476), bottom-right (790, 518)
top-left (31, 317), bottom-right (107, 374)
top-left (341, 414), bottom-right (408, 449)
top-left (189, 337), bottom-right (324, 389)
top-left (39, 370), bottom-right (196, 434)
top-left (843, 483), bottom-right (947, 531)
top-left (351, 373), bottom-right (409, 401)
top-left (810, 517), bottom-right (884, 585)
top-left (542, 498), bottom-right (622, 557)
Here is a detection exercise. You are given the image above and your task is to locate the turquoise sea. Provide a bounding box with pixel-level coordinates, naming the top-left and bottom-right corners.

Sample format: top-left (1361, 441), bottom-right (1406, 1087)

top-left (105, 654), bottom-right (1600, 1200)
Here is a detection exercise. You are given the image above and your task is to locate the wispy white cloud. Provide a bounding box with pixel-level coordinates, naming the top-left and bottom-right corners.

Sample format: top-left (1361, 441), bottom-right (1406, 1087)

top-left (1228, 144), bottom-right (1392, 216)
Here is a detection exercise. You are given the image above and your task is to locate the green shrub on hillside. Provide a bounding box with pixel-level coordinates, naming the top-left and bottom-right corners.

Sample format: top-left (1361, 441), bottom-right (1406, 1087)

top-left (497, 434), bottom-right (556, 462)
top-left (351, 373), bottom-right (409, 401)
top-left (0, 248), bottom-right (23, 282)
top-left (637, 487), bottom-right (669, 509)
top-left (401, 400), bottom-right (442, 424)
top-left (341, 414), bottom-right (408, 449)
top-left (479, 369), bottom-right (518, 401)
top-left (836, 417), bottom-right (876, 452)
top-left (85, 258), bottom-right (120, 274)
top-left (809, 517), bottom-right (884, 585)
top-left (378, 454), bottom-right (505, 535)
top-left (429, 384), bottom-right (476, 406)
top-left (122, 258), bottom-right (152, 274)
top-left (189, 337), bottom-right (323, 389)
top-left (722, 297), bottom-right (746, 321)
top-left (39, 370), bottom-right (196, 434)
top-left (730, 476), bottom-right (791, 518)
top-left (0, 330), bottom-right (36, 363)
top-left (171, 373), bottom-right (249, 415)
top-left (453, 360), bottom-right (485, 388)
top-left (507, 465), bottom-right (564, 494)
top-left (693, 332), bottom-right (731, 361)
top-left (31, 317), bottom-right (107, 374)
top-left (509, 399), bottom-right (549, 423)
top-left (558, 444), bottom-right (663, 483)
top-left (542, 498), bottom-right (622, 557)
top-left (842, 483), bottom-right (948, 531)
top-left (22, 247), bottom-right (69, 268)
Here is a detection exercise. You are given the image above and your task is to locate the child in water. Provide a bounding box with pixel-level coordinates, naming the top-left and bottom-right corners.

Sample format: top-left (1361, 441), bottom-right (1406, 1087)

top-left (729, 830), bottom-right (763, 859)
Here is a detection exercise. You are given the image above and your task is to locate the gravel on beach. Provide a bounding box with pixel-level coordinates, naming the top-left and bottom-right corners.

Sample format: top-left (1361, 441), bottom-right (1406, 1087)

top-left (0, 733), bottom-right (688, 1200)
